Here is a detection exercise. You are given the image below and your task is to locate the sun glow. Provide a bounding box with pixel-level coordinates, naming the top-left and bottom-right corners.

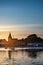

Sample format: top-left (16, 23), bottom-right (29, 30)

top-left (0, 24), bottom-right (43, 41)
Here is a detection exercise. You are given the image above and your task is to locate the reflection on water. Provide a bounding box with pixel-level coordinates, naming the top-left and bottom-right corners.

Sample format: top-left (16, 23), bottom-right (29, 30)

top-left (0, 50), bottom-right (43, 65)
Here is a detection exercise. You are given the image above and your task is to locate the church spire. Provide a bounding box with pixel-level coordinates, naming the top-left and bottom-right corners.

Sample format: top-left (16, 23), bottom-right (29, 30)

top-left (8, 33), bottom-right (12, 41)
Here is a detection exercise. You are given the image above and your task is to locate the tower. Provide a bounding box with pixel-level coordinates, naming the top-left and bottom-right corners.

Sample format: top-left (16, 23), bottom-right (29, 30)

top-left (8, 33), bottom-right (12, 41)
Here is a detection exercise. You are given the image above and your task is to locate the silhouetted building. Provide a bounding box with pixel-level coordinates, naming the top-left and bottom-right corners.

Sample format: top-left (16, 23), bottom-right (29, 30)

top-left (0, 33), bottom-right (43, 47)
top-left (8, 33), bottom-right (12, 41)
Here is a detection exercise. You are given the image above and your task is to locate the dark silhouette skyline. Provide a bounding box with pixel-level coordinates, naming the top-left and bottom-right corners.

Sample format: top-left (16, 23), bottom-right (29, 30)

top-left (0, 33), bottom-right (43, 47)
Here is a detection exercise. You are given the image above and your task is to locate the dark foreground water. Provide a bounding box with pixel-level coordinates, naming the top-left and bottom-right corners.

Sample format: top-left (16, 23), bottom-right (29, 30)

top-left (0, 49), bottom-right (43, 65)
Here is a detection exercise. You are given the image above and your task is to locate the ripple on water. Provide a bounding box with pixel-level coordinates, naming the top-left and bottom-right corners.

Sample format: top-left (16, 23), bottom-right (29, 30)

top-left (0, 51), bottom-right (43, 65)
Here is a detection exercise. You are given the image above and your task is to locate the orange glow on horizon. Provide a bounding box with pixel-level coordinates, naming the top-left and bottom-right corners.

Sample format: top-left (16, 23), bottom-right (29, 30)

top-left (0, 24), bottom-right (43, 40)
top-left (0, 31), bottom-right (43, 41)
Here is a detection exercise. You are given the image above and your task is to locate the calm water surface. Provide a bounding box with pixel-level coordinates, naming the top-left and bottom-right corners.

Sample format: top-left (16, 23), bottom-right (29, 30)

top-left (0, 49), bottom-right (43, 65)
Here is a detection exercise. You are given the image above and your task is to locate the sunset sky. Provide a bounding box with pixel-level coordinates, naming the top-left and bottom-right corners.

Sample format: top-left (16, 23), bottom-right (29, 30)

top-left (0, 0), bottom-right (43, 40)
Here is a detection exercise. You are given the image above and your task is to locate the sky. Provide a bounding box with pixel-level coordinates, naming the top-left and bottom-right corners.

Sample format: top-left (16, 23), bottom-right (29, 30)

top-left (0, 0), bottom-right (43, 40)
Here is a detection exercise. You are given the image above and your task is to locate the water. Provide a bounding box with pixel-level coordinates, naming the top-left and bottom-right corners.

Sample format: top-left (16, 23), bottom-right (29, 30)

top-left (0, 49), bottom-right (43, 65)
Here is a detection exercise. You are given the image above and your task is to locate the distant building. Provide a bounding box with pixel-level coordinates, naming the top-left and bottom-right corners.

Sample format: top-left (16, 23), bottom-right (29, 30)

top-left (0, 33), bottom-right (43, 47)
top-left (8, 33), bottom-right (12, 41)
top-left (0, 39), bottom-right (8, 47)
top-left (27, 43), bottom-right (39, 47)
